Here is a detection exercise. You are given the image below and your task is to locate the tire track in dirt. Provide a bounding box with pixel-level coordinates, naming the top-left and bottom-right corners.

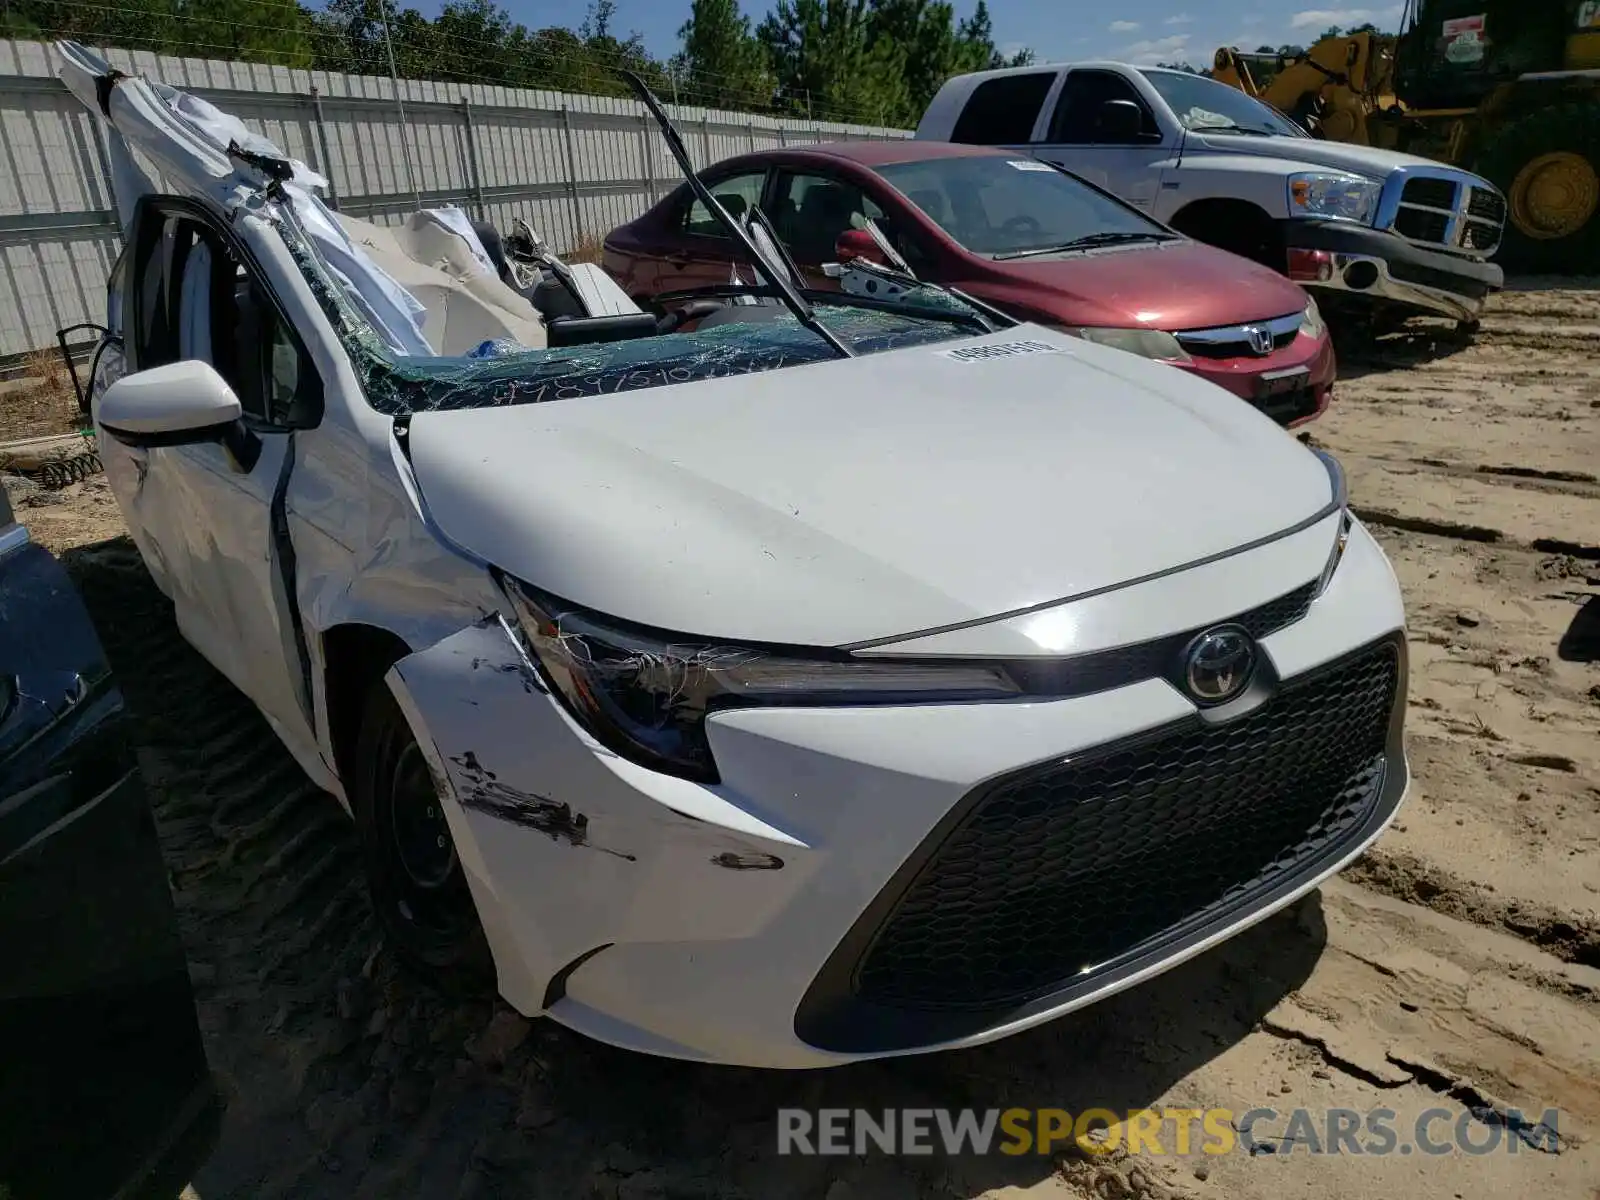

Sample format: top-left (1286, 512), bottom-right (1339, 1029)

top-left (1317, 294), bottom-right (1600, 1013)
top-left (1347, 848), bottom-right (1600, 968)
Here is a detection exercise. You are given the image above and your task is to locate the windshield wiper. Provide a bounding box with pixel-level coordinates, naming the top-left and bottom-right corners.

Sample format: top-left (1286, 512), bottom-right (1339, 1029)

top-left (993, 231), bottom-right (1173, 261)
top-left (614, 68), bottom-right (852, 360)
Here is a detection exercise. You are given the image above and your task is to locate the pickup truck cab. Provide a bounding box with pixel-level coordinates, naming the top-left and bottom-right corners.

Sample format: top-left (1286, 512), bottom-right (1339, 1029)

top-left (916, 63), bottom-right (1508, 326)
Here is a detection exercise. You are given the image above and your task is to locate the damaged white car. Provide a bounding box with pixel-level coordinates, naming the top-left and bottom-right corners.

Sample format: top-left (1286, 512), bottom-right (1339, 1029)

top-left (61, 41), bottom-right (1409, 1069)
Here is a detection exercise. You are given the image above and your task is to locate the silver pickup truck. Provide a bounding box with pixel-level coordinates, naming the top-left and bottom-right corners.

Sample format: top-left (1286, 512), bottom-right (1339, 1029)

top-left (917, 62), bottom-right (1507, 329)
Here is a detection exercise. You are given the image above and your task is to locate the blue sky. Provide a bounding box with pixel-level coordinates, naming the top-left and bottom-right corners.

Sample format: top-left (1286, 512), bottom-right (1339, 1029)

top-left (460, 1), bottom-right (1408, 68)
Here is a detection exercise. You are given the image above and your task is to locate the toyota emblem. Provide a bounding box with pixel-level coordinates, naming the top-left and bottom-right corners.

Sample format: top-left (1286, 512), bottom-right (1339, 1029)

top-left (1182, 626), bottom-right (1257, 704)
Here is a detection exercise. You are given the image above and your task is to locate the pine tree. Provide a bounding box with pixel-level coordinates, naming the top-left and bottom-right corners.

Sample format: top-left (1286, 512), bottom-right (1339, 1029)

top-left (674, 0), bottom-right (772, 111)
top-left (757, 0), bottom-right (908, 124)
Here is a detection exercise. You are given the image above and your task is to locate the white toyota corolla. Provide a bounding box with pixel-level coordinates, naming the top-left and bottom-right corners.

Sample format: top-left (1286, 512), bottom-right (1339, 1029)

top-left (61, 42), bottom-right (1408, 1069)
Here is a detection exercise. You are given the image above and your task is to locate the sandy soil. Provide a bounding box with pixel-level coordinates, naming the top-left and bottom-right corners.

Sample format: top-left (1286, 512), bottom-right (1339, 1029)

top-left (12, 283), bottom-right (1600, 1200)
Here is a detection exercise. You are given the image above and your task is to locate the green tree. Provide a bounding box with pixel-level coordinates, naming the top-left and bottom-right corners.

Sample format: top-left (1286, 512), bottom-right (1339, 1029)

top-left (757, 0), bottom-right (908, 123)
top-left (867, 0), bottom-right (957, 120)
top-left (6, 0), bottom-right (315, 62)
top-left (956, 0), bottom-right (1032, 69)
top-left (674, 0), bottom-right (772, 110)
top-left (429, 0), bottom-right (518, 81)
top-left (311, 0), bottom-right (434, 77)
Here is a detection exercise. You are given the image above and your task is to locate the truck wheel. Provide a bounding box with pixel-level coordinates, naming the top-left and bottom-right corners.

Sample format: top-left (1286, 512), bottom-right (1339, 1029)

top-left (351, 680), bottom-right (493, 990)
top-left (1474, 107), bottom-right (1600, 274)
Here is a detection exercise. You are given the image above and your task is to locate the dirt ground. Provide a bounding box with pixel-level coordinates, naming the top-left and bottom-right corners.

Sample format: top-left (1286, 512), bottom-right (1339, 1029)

top-left (10, 282), bottom-right (1600, 1200)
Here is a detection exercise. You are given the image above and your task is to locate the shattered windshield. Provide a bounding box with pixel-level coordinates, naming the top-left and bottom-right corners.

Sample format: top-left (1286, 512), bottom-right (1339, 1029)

top-left (276, 207), bottom-right (979, 417)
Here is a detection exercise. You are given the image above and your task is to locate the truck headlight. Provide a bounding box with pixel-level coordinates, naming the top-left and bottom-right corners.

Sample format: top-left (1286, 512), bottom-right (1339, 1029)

top-left (1069, 327), bottom-right (1192, 364)
top-left (1288, 172), bottom-right (1381, 224)
top-left (498, 575), bottom-right (1020, 783)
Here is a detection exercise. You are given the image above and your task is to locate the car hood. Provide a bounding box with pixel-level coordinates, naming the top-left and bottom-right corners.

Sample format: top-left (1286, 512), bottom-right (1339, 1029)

top-left (405, 325), bottom-right (1334, 647)
top-left (1186, 130), bottom-right (1489, 184)
top-left (980, 239), bottom-right (1311, 330)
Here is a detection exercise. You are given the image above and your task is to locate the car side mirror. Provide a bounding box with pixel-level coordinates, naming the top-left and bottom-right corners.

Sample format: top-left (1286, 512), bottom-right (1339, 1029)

top-left (834, 228), bottom-right (889, 267)
top-left (1097, 99), bottom-right (1147, 143)
top-left (97, 360), bottom-right (261, 472)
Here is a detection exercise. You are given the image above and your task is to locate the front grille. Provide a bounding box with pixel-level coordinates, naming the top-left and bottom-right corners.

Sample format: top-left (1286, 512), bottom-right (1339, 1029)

top-left (1179, 329), bottom-right (1299, 359)
top-left (1467, 186), bottom-right (1506, 223)
top-left (1459, 222), bottom-right (1498, 252)
top-left (1401, 177), bottom-right (1457, 209)
top-left (852, 639), bottom-right (1399, 1011)
top-left (1001, 580), bottom-right (1317, 698)
top-left (1394, 207), bottom-right (1450, 243)
top-left (1386, 173), bottom-right (1504, 254)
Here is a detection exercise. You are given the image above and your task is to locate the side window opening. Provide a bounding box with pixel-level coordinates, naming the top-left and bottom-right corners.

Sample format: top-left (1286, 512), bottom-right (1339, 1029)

top-left (949, 72), bottom-right (1057, 145)
top-left (682, 172), bottom-right (767, 237)
top-left (772, 172), bottom-right (886, 264)
top-left (1046, 71), bottom-right (1162, 144)
top-left (131, 207), bottom-right (323, 430)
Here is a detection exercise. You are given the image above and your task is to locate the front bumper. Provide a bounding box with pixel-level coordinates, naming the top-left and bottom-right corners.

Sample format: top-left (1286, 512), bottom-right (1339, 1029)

top-left (1282, 219), bottom-right (1504, 322)
top-left (389, 518), bottom-right (1409, 1068)
top-left (1177, 329), bottom-right (1336, 429)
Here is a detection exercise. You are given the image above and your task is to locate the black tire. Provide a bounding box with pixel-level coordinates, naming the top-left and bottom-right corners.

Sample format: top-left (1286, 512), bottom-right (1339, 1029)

top-left (1473, 105), bottom-right (1600, 275)
top-left (351, 680), bottom-right (493, 989)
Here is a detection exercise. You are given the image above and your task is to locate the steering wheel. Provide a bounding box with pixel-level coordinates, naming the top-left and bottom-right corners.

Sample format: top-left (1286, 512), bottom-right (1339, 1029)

top-left (1000, 214), bottom-right (1044, 237)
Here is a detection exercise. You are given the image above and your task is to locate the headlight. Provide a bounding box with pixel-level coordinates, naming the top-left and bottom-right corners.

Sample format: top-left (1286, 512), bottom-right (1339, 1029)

top-left (498, 576), bottom-right (1021, 783)
top-left (1288, 172), bottom-right (1381, 224)
top-left (1069, 327), bottom-right (1192, 364)
top-left (1300, 295), bottom-right (1326, 339)
top-left (1310, 449), bottom-right (1351, 597)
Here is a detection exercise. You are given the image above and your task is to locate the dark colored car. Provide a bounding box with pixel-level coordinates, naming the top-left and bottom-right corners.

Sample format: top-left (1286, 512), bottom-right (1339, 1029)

top-left (0, 478), bottom-right (220, 1198)
top-left (604, 141), bottom-right (1337, 427)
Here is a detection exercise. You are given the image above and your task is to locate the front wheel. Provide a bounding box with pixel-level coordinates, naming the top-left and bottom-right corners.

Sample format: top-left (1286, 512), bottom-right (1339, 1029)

top-left (351, 681), bottom-right (493, 989)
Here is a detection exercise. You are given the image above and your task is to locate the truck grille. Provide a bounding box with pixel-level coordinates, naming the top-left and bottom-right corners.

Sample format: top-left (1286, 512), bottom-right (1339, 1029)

top-left (1459, 222), bottom-right (1498, 252)
top-left (1385, 171), bottom-right (1504, 257)
top-left (852, 639), bottom-right (1400, 1012)
top-left (1394, 208), bottom-right (1450, 244)
top-left (1467, 186), bottom-right (1506, 223)
top-left (1401, 177), bottom-right (1457, 209)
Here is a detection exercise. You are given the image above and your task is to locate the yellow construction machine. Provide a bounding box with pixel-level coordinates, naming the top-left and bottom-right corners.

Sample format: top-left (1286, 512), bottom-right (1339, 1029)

top-left (1214, 0), bottom-right (1600, 271)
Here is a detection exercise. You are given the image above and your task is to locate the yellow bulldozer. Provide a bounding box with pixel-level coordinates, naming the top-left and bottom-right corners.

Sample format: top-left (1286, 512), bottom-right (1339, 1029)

top-left (1213, 0), bottom-right (1600, 271)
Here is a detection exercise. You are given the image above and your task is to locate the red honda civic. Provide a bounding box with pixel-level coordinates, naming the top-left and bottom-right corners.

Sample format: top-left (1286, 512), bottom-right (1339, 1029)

top-left (604, 141), bottom-right (1335, 427)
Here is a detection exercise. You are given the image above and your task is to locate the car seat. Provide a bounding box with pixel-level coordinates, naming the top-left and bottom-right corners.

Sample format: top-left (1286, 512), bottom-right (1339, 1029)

top-left (335, 210), bottom-right (549, 355)
top-left (795, 184), bottom-right (857, 260)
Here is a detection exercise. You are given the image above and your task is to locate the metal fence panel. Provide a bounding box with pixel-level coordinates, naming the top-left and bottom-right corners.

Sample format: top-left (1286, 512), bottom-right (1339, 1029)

top-left (0, 38), bottom-right (911, 360)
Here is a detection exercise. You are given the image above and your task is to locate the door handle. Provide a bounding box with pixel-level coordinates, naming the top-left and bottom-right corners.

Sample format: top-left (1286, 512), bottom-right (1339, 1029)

top-left (666, 252), bottom-right (692, 267)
